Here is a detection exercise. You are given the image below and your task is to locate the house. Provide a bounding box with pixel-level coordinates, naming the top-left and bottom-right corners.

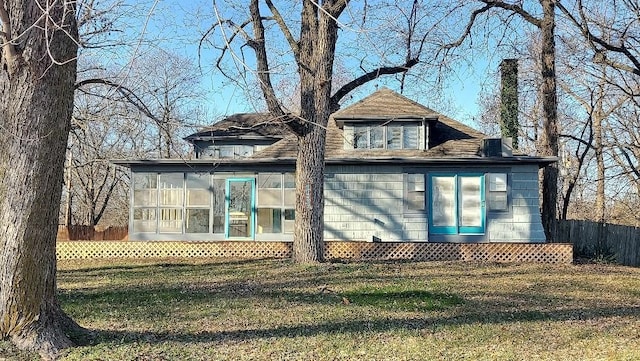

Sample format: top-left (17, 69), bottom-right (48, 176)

top-left (114, 88), bottom-right (556, 245)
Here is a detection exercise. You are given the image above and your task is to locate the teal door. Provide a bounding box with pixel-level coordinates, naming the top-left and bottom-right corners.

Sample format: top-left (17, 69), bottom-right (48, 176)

top-left (429, 174), bottom-right (485, 235)
top-left (225, 178), bottom-right (255, 239)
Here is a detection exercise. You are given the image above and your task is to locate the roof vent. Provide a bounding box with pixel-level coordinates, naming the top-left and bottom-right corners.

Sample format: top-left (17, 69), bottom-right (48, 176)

top-left (482, 138), bottom-right (513, 157)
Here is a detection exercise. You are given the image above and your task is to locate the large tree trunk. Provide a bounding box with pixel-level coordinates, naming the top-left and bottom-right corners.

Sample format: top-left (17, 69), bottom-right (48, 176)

top-left (539, 0), bottom-right (559, 242)
top-left (291, 0), bottom-right (342, 263)
top-left (0, 1), bottom-right (83, 358)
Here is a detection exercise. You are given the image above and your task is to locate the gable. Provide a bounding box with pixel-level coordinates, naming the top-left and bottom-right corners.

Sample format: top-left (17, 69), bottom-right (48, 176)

top-left (332, 87), bottom-right (436, 121)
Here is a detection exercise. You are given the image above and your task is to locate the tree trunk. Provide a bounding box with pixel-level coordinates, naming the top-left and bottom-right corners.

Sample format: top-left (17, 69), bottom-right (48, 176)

top-left (293, 128), bottom-right (326, 262)
top-left (539, 0), bottom-right (559, 242)
top-left (291, 0), bottom-right (342, 263)
top-left (0, 1), bottom-right (83, 358)
top-left (594, 107), bottom-right (605, 223)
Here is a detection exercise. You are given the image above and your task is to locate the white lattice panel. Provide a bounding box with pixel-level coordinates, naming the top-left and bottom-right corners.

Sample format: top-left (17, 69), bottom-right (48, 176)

top-left (57, 241), bottom-right (572, 264)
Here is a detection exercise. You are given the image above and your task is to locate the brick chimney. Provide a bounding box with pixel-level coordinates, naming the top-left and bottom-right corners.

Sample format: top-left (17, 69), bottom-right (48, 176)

top-left (500, 59), bottom-right (519, 150)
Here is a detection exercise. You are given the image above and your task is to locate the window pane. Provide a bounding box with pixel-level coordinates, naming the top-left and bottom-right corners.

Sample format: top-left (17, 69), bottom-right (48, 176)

top-left (370, 126), bottom-right (384, 149)
top-left (134, 189), bottom-right (157, 207)
top-left (354, 125), bottom-right (368, 149)
top-left (387, 125), bottom-right (402, 149)
top-left (259, 173), bottom-right (282, 188)
top-left (212, 178), bottom-right (226, 233)
top-left (186, 209), bottom-right (210, 233)
top-left (186, 173), bottom-right (210, 207)
top-left (159, 173), bottom-right (183, 206)
top-left (219, 146), bottom-right (234, 158)
top-left (257, 208), bottom-right (282, 234)
top-left (133, 208), bottom-right (156, 233)
top-left (431, 176), bottom-right (456, 226)
top-left (489, 173), bottom-right (507, 191)
top-left (228, 180), bottom-right (253, 237)
top-left (258, 173), bottom-right (281, 208)
top-left (283, 209), bottom-right (295, 234)
top-left (459, 177), bottom-right (482, 227)
top-left (403, 125), bottom-right (418, 149)
top-left (134, 173), bottom-right (157, 189)
top-left (236, 145), bottom-right (254, 158)
top-left (159, 208), bottom-right (182, 233)
top-left (488, 192), bottom-right (508, 211)
top-left (284, 173), bottom-right (295, 207)
top-left (406, 174), bottom-right (425, 211)
top-left (133, 173), bottom-right (158, 207)
top-left (201, 146), bottom-right (216, 158)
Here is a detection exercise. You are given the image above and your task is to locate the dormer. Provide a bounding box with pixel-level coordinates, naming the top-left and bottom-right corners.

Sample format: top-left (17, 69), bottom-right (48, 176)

top-left (333, 88), bottom-right (439, 151)
top-left (184, 113), bottom-right (285, 159)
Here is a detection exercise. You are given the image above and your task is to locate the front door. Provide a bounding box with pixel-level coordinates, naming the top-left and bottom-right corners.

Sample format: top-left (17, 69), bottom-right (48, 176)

top-left (429, 174), bottom-right (485, 235)
top-left (225, 178), bottom-right (255, 239)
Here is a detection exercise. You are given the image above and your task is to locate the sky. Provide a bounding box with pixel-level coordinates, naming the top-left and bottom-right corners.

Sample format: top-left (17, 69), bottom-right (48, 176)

top-left (104, 0), bottom-right (507, 131)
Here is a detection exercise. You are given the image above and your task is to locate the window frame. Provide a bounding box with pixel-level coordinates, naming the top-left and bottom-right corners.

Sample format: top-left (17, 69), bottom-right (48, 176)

top-left (353, 122), bottom-right (420, 150)
top-left (427, 173), bottom-right (486, 235)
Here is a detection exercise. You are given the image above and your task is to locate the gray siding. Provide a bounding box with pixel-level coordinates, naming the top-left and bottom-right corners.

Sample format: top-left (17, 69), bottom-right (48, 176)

top-left (324, 165), bottom-right (427, 242)
top-left (486, 164), bottom-right (546, 242)
top-left (325, 164), bottom-right (547, 243)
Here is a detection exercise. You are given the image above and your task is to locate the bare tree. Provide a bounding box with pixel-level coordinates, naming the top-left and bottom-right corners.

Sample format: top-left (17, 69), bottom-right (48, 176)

top-left (0, 0), bottom-right (85, 357)
top-left (557, 0), bottom-right (640, 76)
top-left (204, 0), bottom-right (434, 262)
top-left (442, 0), bottom-right (560, 240)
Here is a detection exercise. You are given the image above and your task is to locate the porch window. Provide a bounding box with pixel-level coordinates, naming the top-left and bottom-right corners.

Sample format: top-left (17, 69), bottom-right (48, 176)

top-left (283, 173), bottom-right (295, 233)
top-left (159, 173), bottom-right (183, 233)
top-left (186, 173), bottom-right (210, 233)
top-left (132, 173), bottom-right (157, 233)
top-left (212, 178), bottom-right (226, 233)
top-left (257, 173), bottom-right (283, 234)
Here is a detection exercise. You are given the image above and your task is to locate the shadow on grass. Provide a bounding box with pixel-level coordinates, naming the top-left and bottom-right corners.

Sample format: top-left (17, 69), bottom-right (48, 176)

top-left (73, 304), bottom-right (640, 347)
top-left (58, 258), bottom-right (282, 275)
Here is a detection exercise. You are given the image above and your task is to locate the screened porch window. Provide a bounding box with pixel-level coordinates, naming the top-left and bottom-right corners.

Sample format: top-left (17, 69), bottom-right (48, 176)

top-left (186, 173), bottom-right (210, 233)
top-left (159, 173), bottom-right (183, 233)
top-left (132, 173), bottom-right (157, 233)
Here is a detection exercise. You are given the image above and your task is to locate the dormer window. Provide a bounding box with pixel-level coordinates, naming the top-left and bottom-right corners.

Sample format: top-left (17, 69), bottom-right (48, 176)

top-left (201, 145), bottom-right (254, 159)
top-left (353, 122), bottom-right (420, 150)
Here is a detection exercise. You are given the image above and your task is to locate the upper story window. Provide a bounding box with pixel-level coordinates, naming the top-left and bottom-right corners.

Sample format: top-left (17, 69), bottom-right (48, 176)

top-left (353, 123), bottom-right (420, 150)
top-left (200, 145), bottom-right (254, 159)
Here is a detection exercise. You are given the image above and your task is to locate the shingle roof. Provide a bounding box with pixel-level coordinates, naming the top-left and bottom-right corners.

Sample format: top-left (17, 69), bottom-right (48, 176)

top-left (184, 113), bottom-right (287, 141)
top-left (332, 87), bottom-right (437, 119)
top-left (253, 88), bottom-right (488, 160)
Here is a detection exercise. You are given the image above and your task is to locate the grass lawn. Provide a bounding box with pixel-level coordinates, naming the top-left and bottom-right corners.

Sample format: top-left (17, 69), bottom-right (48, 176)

top-left (2, 259), bottom-right (640, 360)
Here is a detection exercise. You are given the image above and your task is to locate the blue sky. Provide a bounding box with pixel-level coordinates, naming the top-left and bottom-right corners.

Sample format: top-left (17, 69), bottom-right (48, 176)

top-left (113, 0), bottom-right (506, 130)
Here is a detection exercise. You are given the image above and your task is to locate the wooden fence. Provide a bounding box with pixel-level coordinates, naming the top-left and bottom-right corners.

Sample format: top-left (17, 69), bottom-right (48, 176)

top-left (557, 220), bottom-right (640, 267)
top-left (57, 225), bottom-right (128, 241)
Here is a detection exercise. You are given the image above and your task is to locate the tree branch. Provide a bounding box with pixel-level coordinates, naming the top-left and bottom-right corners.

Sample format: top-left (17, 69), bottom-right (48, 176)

top-left (0, 3), bottom-right (20, 73)
top-left (249, 0), bottom-right (284, 117)
top-left (479, 0), bottom-right (541, 27)
top-left (265, 0), bottom-right (299, 62)
top-left (330, 58), bottom-right (419, 111)
top-left (557, 1), bottom-right (640, 76)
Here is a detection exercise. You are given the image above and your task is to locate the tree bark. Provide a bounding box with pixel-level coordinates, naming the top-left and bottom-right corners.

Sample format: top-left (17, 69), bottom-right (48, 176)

top-left (291, 1), bottom-right (343, 263)
top-left (538, 0), bottom-right (559, 242)
top-left (0, 0), bottom-right (83, 358)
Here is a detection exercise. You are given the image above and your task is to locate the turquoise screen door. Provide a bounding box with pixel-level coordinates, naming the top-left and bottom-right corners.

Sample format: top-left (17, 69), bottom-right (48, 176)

top-left (429, 174), bottom-right (485, 235)
top-left (225, 178), bottom-right (256, 239)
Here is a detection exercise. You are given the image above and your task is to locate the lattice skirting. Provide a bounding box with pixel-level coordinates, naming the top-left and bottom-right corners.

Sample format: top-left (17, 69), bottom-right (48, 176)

top-left (57, 241), bottom-right (572, 264)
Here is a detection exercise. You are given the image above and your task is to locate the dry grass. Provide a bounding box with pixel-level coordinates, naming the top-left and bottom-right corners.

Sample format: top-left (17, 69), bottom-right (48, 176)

top-left (2, 258), bottom-right (640, 360)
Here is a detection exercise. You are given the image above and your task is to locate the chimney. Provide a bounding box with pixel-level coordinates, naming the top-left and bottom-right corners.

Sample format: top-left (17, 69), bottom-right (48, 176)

top-left (500, 59), bottom-right (519, 150)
